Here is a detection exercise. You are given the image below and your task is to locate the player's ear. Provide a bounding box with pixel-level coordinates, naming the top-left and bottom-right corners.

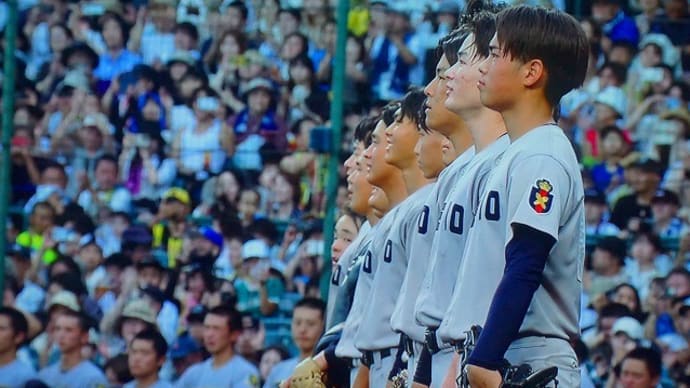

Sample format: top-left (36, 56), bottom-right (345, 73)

top-left (522, 59), bottom-right (545, 88)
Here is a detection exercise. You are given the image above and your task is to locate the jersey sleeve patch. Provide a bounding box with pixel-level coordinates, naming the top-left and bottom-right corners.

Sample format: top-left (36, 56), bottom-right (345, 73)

top-left (529, 179), bottom-right (554, 214)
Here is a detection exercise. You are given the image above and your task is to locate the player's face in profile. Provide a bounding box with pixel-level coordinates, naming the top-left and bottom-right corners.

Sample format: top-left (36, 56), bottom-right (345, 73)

top-left (344, 142), bottom-right (364, 177)
top-left (385, 108), bottom-right (420, 168)
top-left (444, 34), bottom-right (483, 114)
top-left (423, 54), bottom-right (459, 136)
top-left (331, 215), bottom-right (358, 264)
top-left (348, 153), bottom-right (374, 215)
top-left (478, 34), bottom-right (522, 112)
top-left (364, 120), bottom-right (397, 186)
top-left (415, 129), bottom-right (448, 179)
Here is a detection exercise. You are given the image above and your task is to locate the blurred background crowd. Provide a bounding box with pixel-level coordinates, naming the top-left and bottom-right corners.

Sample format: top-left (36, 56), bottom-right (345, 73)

top-left (0, 0), bottom-right (689, 386)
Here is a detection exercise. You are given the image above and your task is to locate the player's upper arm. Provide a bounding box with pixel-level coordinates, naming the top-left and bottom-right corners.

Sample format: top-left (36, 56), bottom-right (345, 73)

top-left (506, 155), bottom-right (573, 240)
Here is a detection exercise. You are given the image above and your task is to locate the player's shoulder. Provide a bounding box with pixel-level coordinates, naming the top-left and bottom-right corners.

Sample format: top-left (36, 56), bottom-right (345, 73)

top-left (231, 354), bottom-right (260, 374)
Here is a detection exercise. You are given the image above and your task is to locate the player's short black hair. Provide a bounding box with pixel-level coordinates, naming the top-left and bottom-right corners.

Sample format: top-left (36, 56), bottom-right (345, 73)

top-left (381, 102), bottom-right (400, 127)
top-left (0, 307), bottom-right (29, 340)
top-left (621, 347), bottom-right (662, 378)
top-left (495, 6), bottom-right (589, 107)
top-left (132, 329), bottom-right (168, 358)
top-left (438, 28), bottom-right (470, 65)
top-left (95, 154), bottom-right (119, 171)
top-left (459, 0), bottom-right (505, 60)
top-left (399, 88), bottom-right (426, 126)
top-left (354, 116), bottom-right (378, 145)
top-left (294, 297), bottom-right (327, 320)
top-left (207, 305), bottom-right (243, 332)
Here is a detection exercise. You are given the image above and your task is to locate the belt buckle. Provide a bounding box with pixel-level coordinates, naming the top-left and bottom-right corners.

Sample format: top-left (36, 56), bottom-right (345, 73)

top-left (425, 328), bottom-right (439, 354)
top-left (405, 339), bottom-right (414, 355)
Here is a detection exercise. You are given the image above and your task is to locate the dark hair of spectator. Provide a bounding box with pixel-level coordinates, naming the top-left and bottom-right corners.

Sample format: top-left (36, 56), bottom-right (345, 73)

top-left (283, 32), bottom-right (310, 59)
top-left (347, 34), bottom-right (367, 64)
top-left (227, 1), bottom-right (249, 20)
top-left (278, 8), bottom-right (302, 23)
top-left (133, 328), bottom-right (169, 358)
top-left (32, 201), bottom-right (56, 218)
top-left (667, 267), bottom-right (690, 283)
top-left (50, 271), bottom-right (87, 297)
top-left (100, 12), bottom-right (130, 46)
top-left (0, 306), bottom-right (29, 340)
top-left (495, 6), bottom-right (589, 107)
top-left (295, 297), bottom-right (327, 319)
top-left (59, 309), bottom-right (91, 333)
top-left (621, 347), bottom-right (662, 378)
top-left (3, 275), bottom-right (20, 298)
top-left (49, 23), bottom-right (74, 43)
top-left (611, 283), bottom-right (645, 319)
top-left (633, 231), bottom-right (664, 254)
top-left (104, 354), bottom-right (133, 384)
top-left (260, 345), bottom-right (290, 361)
top-left (399, 88), bottom-right (426, 126)
top-left (175, 22), bottom-right (199, 43)
top-left (206, 30), bottom-right (248, 67)
top-left (288, 55), bottom-right (316, 90)
top-left (599, 302), bottom-right (632, 320)
top-left (598, 62), bottom-right (628, 86)
top-left (104, 253), bottom-right (133, 269)
top-left (95, 154), bottom-right (119, 172)
top-left (249, 218), bottom-right (279, 243)
top-left (207, 305), bottom-right (242, 332)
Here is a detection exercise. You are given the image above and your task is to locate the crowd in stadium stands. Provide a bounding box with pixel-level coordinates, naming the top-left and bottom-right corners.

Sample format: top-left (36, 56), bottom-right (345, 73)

top-left (0, 0), bottom-right (689, 386)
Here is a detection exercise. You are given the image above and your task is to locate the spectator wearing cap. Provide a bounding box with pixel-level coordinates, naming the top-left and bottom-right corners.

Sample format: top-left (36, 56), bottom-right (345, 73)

top-left (586, 188), bottom-right (621, 237)
top-left (0, 306), bottom-right (36, 386)
top-left (151, 187), bottom-right (192, 268)
top-left (76, 154), bottom-right (133, 219)
top-left (591, 0), bottom-right (640, 48)
top-left (8, 243), bottom-right (46, 314)
top-left (651, 189), bottom-right (686, 238)
top-left (102, 299), bottom-right (158, 357)
top-left (230, 78), bottom-right (288, 172)
top-left (23, 162), bottom-right (71, 216)
top-left (36, 310), bottom-right (108, 388)
top-left (234, 239), bottom-right (285, 317)
top-left (626, 231), bottom-right (674, 300)
top-left (186, 226), bottom-right (224, 270)
top-left (582, 302), bottom-right (632, 350)
top-left (124, 329), bottom-right (172, 388)
top-left (587, 236), bottom-right (629, 299)
top-left (169, 333), bottom-right (203, 379)
top-left (172, 86), bottom-right (235, 186)
top-left (656, 332), bottom-right (688, 374)
top-left (94, 12), bottom-right (142, 88)
top-left (185, 305), bottom-right (208, 347)
top-left (31, 290), bottom-right (82, 368)
top-left (611, 159), bottom-right (663, 232)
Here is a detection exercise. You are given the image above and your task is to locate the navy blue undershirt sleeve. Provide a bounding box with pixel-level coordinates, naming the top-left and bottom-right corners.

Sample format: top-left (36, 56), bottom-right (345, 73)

top-left (466, 223), bottom-right (556, 370)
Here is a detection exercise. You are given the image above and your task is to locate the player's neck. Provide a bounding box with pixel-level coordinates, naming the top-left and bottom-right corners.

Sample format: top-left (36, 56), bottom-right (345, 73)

top-left (366, 210), bottom-right (380, 225)
top-left (135, 373), bottom-right (159, 388)
top-left (502, 97), bottom-right (555, 141)
top-left (465, 108), bottom-right (507, 152)
top-left (400, 165), bottom-right (431, 194)
top-left (212, 347), bottom-right (235, 368)
top-left (380, 175), bottom-right (408, 207)
top-left (60, 349), bottom-right (83, 371)
top-left (445, 124), bottom-right (473, 155)
top-left (0, 349), bottom-right (16, 366)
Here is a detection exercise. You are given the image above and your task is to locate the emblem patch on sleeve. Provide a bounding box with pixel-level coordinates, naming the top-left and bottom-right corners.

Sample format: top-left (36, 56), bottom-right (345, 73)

top-left (529, 179), bottom-right (553, 214)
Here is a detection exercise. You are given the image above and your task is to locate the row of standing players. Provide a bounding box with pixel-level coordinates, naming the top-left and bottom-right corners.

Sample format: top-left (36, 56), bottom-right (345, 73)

top-left (287, 4), bottom-right (590, 388)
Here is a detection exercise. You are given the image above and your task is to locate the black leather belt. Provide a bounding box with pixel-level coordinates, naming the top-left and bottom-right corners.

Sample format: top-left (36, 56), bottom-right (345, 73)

top-left (361, 348), bottom-right (393, 367)
top-left (424, 328), bottom-right (441, 354)
top-left (403, 335), bottom-right (414, 356)
top-left (515, 331), bottom-right (565, 341)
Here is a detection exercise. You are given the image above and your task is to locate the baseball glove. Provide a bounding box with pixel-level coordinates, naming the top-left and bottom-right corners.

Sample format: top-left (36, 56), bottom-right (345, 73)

top-left (285, 358), bottom-right (328, 388)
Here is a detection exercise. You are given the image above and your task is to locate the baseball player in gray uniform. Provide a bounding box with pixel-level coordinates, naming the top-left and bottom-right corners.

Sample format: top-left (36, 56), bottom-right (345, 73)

top-left (389, 102), bottom-right (454, 386)
top-left (456, 6), bottom-right (588, 388)
top-left (355, 92), bottom-right (433, 387)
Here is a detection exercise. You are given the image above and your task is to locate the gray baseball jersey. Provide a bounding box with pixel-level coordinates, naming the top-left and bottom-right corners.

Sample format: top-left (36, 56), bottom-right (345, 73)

top-left (415, 136), bottom-right (510, 327)
top-left (326, 221), bottom-right (372, 329)
top-left (389, 181), bottom-right (441, 342)
top-left (356, 184), bottom-right (434, 351)
top-left (335, 210), bottom-right (398, 359)
top-left (438, 124), bottom-right (584, 343)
